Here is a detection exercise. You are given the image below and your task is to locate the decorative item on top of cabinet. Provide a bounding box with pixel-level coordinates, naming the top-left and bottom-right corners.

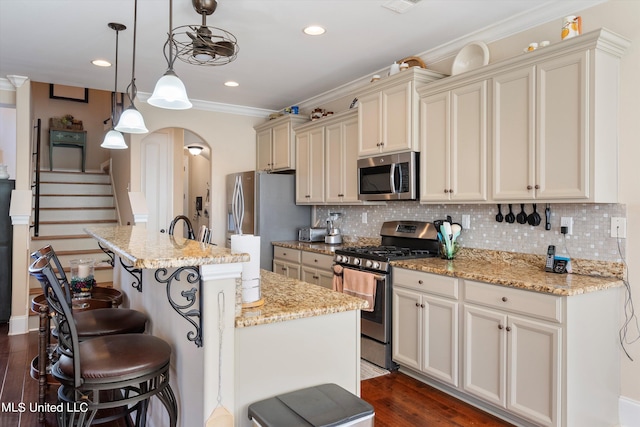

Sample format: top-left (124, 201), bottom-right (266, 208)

top-left (255, 115), bottom-right (308, 172)
top-left (355, 67), bottom-right (445, 157)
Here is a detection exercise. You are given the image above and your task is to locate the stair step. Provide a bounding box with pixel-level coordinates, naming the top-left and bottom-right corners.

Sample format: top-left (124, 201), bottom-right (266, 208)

top-left (38, 194), bottom-right (114, 208)
top-left (37, 220), bottom-right (117, 236)
top-left (38, 171), bottom-right (110, 184)
top-left (40, 182), bottom-right (112, 196)
top-left (38, 207), bottom-right (116, 221)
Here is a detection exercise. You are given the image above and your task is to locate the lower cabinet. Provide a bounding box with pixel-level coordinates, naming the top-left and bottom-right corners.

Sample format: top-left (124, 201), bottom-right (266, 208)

top-left (392, 268), bottom-right (621, 427)
top-left (392, 268), bottom-right (459, 387)
top-left (300, 251), bottom-right (334, 289)
top-left (272, 247), bottom-right (301, 280)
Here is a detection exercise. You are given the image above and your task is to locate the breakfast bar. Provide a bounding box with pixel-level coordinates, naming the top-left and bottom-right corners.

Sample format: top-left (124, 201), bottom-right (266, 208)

top-left (84, 226), bottom-right (367, 427)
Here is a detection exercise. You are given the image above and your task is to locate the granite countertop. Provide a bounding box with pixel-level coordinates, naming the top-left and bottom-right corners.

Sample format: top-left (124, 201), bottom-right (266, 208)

top-left (235, 270), bottom-right (368, 328)
top-left (392, 249), bottom-right (624, 296)
top-left (85, 225), bottom-right (249, 269)
top-left (272, 239), bottom-right (381, 256)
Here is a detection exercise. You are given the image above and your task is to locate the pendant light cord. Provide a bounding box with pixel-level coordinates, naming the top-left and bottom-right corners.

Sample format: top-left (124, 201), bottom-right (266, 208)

top-left (127, 0), bottom-right (139, 103)
top-left (112, 27), bottom-right (121, 126)
top-left (163, 0), bottom-right (177, 71)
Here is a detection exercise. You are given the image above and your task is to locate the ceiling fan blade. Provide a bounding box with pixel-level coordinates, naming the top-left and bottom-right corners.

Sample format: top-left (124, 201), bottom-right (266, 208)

top-left (212, 41), bottom-right (234, 57)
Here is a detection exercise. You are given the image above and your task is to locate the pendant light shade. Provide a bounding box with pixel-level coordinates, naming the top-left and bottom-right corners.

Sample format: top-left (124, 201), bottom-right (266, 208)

top-left (101, 130), bottom-right (128, 149)
top-left (115, 106), bottom-right (148, 133)
top-left (148, 70), bottom-right (193, 110)
top-left (149, 0), bottom-right (192, 110)
top-left (115, 0), bottom-right (149, 133)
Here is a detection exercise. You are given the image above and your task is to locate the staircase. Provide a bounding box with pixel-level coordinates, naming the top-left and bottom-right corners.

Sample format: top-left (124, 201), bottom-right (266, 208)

top-left (28, 171), bottom-right (118, 327)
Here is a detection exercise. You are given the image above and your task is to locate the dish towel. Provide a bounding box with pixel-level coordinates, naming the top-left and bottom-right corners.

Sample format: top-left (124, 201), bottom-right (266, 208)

top-left (342, 268), bottom-right (376, 312)
top-left (332, 265), bottom-right (343, 293)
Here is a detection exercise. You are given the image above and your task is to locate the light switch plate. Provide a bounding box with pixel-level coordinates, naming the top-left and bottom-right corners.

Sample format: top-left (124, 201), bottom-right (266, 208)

top-left (462, 214), bottom-right (471, 229)
top-left (611, 217), bottom-right (626, 239)
top-left (361, 212), bottom-right (368, 224)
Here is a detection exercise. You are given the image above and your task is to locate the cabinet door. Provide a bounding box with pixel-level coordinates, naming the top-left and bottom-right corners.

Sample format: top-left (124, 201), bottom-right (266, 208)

top-left (317, 270), bottom-right (334, 290)
top-left (295, 133), bottom-right (311, 203)
top-left (507, 315), bottom-right (561, 427)
top-left (536, 51), bottom-right (588, 200)
top-left (463, 304), bottom-right (507, 408)
top-left (450, 81), bottom-right (487, 201)
top-left (325, 116), bottom-right (360, 204)
top-left (392, 287), bottom-right (422, 370)
top-left (272, 121), bottom-right (294, 170)
top-left (492, 66), bottom-right (536, 200)
top-left (419, 91), bottom-right (450, 202)
top-left (423, 295), bottom-right (459, 387)
top-left (308, 127), bottom-right (325, 203)
top-left (358, 92), bottom-right (383, 156)
top-left (301, 266), bottom-right (319, 286)
top-left (273, 259), bottom-right (300, 280)
top-left (256, 128), bottom-right (273, 171)
top-left (382, 81), bottom-right (413, 153)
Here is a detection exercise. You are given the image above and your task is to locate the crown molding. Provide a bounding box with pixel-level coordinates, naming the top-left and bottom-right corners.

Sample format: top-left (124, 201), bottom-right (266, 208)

top-left (137, 92), bottom-right (276, 118)
top-left (0, 78), bottom-right (16, 92)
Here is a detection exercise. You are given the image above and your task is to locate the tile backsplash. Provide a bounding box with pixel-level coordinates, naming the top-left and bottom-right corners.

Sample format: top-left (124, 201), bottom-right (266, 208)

top-left (316, 203), bottom-right (626, 262)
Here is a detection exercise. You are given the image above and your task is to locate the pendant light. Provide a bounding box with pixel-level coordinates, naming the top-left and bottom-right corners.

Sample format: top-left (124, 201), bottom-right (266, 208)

top-left (115, 0), bottom-right (148, 133)
top-left (101, 22), bottom-right (128, 150)
top-left (148, 0), bottom-right (192, 110)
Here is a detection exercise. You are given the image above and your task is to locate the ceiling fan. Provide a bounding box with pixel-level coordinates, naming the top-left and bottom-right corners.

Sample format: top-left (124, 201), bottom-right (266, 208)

top-left (173, 0), bottom-right (239, 66)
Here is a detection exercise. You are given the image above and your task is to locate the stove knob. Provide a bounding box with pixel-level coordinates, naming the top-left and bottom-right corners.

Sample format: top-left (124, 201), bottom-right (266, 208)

top-left (336, 255), bottom-right (343, 263)
top-left (365, 260), bottom-right (373, 268)
top-left (353, 258), bottom-right (361, 266)
top-left (372, 261), bottom-right (381, 269)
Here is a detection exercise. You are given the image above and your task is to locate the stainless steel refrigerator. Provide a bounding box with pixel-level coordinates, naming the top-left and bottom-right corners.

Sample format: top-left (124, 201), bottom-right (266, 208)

top-left (226, 171), bottom-right (311, 271)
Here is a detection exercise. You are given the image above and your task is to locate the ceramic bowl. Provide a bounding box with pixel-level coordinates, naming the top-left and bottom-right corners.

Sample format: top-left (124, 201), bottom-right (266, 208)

top-left (451, 41), bottom-right (490, 75)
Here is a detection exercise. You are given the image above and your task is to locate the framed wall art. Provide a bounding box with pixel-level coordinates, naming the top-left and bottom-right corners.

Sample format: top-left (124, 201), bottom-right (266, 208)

top-left (49, 84), bottom-right (89, 103)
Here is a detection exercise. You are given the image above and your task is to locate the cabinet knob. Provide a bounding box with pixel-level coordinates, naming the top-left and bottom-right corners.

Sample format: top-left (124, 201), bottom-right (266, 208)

top-left (498, 324), bottom-right (504, 330)
top-left (506, 326), bottom-right (512, 332)
top-left (420, 304), bottom-right (425, 308)
top-left (449, 189), bottom-right (453, 193)
top-left (415, 302), bottom-right (420, 307)
top-left (281, 267), bottom-right (287, 272)
top-left (501, 296), bottom-right (508, 302)
top-left (313, 275), bottom-right (319, 279)
top-left (338, 193), bottom-right (344, 197)
top-left (444, 189), bottom-right (449, 193)
top-left (527, 185), bottom-right (533, 190)
top-left (535, 184), bottom-right (540, 190)
top-left (306, 195), bottom-right (310, 198)
top-left (314, 259), bottom-right (318, 263)
top-left (418, 280), bottom-right (423, 284)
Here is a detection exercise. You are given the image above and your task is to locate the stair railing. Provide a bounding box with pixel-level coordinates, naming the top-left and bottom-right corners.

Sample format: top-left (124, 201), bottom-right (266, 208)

top-left (31, 118), bottom-right (42, 237)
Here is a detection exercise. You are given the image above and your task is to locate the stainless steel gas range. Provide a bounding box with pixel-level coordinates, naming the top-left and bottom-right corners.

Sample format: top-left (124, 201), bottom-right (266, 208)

top-left (333, 221), bottom-right (439, 370)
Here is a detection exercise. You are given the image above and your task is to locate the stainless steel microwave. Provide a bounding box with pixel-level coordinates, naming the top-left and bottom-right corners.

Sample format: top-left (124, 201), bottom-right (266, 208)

top-left (357, 151), bottom-right (419, 201)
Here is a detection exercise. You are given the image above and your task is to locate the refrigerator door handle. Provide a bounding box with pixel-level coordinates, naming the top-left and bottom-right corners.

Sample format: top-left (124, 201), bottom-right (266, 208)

top-left (232, 175), bottom-right (245, 235)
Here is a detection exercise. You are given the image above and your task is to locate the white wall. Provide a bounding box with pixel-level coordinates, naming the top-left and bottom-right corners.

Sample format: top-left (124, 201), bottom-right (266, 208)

top-left (0, 107), bottom-right (16, 178)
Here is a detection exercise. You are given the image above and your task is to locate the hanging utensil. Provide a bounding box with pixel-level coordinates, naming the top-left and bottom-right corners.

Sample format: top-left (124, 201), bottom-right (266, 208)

top-left (528, 203), bottom-right (541, 226)
top-left (516, 203), bottom-right (528, 224)
top-left (205, 291), bottom-right (234, 427)
top-left (505, 204), bottom-right (516, 223)
top-left (545, 204), bottom-right (551, 230)
top-left (495, 204), bottom-right (503, 222)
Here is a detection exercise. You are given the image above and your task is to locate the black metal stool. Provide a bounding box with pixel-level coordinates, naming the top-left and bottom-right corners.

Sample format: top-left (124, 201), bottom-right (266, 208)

top-left (29, 255), bottom-right (178, 426)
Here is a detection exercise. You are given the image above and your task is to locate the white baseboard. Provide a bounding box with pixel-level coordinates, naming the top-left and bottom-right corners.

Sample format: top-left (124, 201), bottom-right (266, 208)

top-left (8, 315), bottom-right (29, 335)
top-left (619, 396), bottom-right (640, 427)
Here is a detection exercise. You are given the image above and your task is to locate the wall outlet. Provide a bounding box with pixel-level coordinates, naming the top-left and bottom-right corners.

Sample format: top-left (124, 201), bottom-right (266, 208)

top-left (362, 212), bottom-right (368, 224)
top-left (611, 217), bottom-right (627, 239)
top-left (560, 217), bottom-right (573, 235)
top-left (462, 214), bottom-right (471, 229)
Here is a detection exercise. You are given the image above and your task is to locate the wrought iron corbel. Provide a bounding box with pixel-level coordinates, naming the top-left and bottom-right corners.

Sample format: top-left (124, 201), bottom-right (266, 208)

top-left (97, 242), bottom-right (115, 267)
top-left (154, 266), bottom-right (202, 347)
top-left (119, 258), bottom-right (143, 293)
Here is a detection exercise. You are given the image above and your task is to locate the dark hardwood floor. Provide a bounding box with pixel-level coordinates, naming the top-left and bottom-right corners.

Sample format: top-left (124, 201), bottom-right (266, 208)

top-left (362, 371), bottom-right (514, 426)
top-left (2, 323), bottom-right (512, 426)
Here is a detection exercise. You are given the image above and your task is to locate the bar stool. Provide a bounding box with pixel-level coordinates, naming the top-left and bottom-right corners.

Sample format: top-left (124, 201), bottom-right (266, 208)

top-left (29, 255), bottom-right (178, 427)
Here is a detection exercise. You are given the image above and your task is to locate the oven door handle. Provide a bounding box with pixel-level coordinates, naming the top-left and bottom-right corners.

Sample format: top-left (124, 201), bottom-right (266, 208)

top-left (335, 264), bottom-right (386, 281)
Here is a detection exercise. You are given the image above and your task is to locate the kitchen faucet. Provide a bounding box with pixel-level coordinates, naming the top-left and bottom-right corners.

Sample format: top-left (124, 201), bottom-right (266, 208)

top-left (168, 215), bottom-right (195, 240)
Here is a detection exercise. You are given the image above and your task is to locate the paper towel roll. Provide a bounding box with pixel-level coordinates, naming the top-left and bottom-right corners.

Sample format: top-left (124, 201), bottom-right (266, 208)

top-left (231, 234), bottom-right (260, 281)
top-left (241, 278), bottom-right (261, 304)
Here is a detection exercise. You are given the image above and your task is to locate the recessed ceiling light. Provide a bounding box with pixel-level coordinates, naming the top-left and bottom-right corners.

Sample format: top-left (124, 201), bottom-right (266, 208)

top-left (224, 81), bottom-right (239, 87)
top-left (92, 59), bottom-right (112, 67)
top-left (303, 25), bottom-right (326, 36)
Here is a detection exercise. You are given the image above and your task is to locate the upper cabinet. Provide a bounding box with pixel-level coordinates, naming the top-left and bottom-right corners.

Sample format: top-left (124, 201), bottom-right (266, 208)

top-left (419, 80), bottom-right (488, 203)
top-left (255, 115), bottom-right (308, 172)
top-left (295, 110), bottom-right (362, 205)
top-left (355, 67), bottom-right (446, 157)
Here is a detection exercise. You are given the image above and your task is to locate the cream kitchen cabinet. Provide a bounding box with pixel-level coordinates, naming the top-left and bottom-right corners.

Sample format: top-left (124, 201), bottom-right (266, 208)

top-left (295, 126), bottom-right (325, 204)
top-left (418, 80), bottom-right (488, 202)
top-left (392, 268), bottom-right (459, 387)
top-left (255, 115), bottom-right (308, 172)
top-left (489, 31), bottom-right (627, 202)
top-left (272, 246), bottom-right (301, 279)
top-left (356, 67), bottom-right (445, 157)
top-left (300, 251), bottom-right (334, 289)
top-left (463, 297), bottom-right (561, 427)
top-left (325, 111), bottom-right (359, 204)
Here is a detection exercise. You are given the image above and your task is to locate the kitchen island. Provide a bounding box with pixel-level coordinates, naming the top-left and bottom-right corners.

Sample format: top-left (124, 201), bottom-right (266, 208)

top-left (85, 226), bottom-right (367, 427)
